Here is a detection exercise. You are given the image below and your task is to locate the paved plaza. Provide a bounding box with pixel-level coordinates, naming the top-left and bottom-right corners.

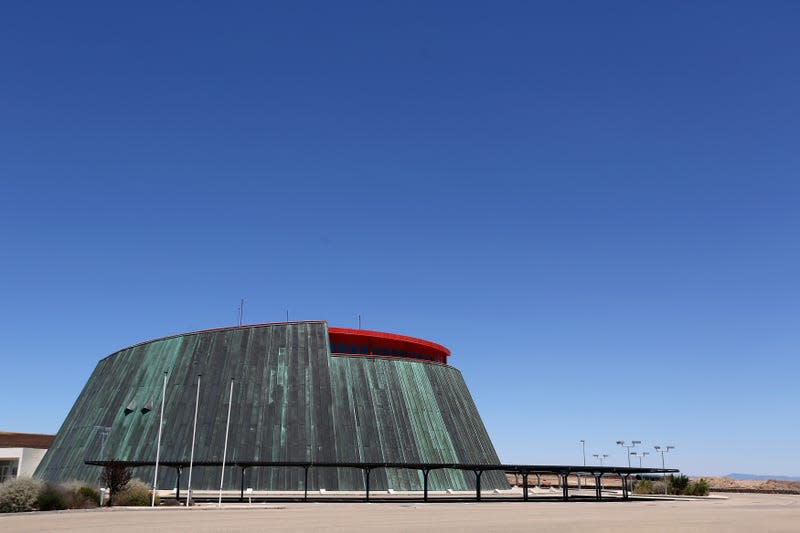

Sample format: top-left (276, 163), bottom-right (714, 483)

top-left (1, 493), bottom-right (798, 532)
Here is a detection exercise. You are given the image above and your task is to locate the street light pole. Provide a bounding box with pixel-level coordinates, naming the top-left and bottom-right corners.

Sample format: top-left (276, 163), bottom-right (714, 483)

top-left (577, 440), bottom-right (587, 490)
top-left (616, 440), bottom-right (641, 467)
top-left (631, 451), bottom-right (649, 468)
top-left (592, 452), bottom-right (609, 491)
top-left (654, 445), bottom-right (675, 495)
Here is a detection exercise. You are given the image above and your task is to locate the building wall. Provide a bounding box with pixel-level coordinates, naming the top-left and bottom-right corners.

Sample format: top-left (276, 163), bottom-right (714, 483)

top-left (20, 448), bottom-right (47, 477)
top-left (0, 447), bottom-right (48, 481)
top-left (35, 322), bottom-right (507, 491)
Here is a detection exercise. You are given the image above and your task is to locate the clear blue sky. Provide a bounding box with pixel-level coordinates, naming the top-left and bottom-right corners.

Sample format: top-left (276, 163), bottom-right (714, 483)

top-left (1, 1), bottom-right (798, 476)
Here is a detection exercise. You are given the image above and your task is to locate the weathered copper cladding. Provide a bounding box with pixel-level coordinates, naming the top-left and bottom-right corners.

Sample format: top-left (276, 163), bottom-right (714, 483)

top-left (35, 321), bottom-right (506, 491)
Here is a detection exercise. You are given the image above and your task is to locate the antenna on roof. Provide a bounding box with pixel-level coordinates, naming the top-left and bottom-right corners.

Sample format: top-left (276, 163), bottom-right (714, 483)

top-left (358, 314), bottom-right (362, 329)
top-left (238, 299), bottom-right (244, 327)
top-left (285, 309), bottom-right (289, 322)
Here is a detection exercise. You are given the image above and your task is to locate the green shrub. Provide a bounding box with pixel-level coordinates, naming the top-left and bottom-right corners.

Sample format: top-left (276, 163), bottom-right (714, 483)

top-left (669, 474), bottom-right (690, 494)
top-left (37, 483), bottom-right (70, 511)
top-left (633, 479), bottom-right (653, 494)
top-left (115, 478), bottom-right (159, 507)
top-left (74, 485), bottom-right (100, 508)
top-left (59, 480), bottom-right (100, 509)
top-left (0, 477), bottom-right (44, 513)
top-left (685, 478), bottom-right (710, 496)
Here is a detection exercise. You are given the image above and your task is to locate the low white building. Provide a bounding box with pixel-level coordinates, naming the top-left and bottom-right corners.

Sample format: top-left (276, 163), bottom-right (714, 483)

top-left (0, 432), bottom-right (54, 482)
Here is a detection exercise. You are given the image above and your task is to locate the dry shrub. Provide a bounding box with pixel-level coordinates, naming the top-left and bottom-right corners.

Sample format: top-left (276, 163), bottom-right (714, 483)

top-left (61, 480), bottom-right (100, 508)
top-left (115, 478), bottom-right (159, 506)
top-left (0, 477), bottom-right (44, 513)
top-left (37, 483), bottom-right (70, 511)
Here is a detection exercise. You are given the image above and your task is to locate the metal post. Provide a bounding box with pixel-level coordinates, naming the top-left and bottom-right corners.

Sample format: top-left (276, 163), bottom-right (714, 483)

top-left (594, 474), bottom-right (602, 501)
top-left (152, 371), bottom-right (168, 507)
top-left (93, 425), bottom-right (112, 506)
top-left (423, 469), bottom-right (430, 502)
top-left (617, 440), bottom-right (641, 468)
top-left (240, 467), bottom-right (246, 502)
top-left (304, 466), bottom-right (309, 502)
top-left (175, 467), bottom-right (182, 501)
top-left (522, 473), bottom-right (529, 502)
top-left (474, 470), bottom-right (482, 501)
top-left (562, 474), bottom-right (569, 501)
top-left (218, 379), bottom-right (234, 507)
top-left (655, 445), bottom-right (674, 495)
top-left (364, 468), bottom-right (371, 502)
top-left (187, 374), bottom-right (201, 506)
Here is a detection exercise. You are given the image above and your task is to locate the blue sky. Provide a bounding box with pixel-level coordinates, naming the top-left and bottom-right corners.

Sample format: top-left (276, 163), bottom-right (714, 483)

top-left (1, 1), bottom-right (798, 476)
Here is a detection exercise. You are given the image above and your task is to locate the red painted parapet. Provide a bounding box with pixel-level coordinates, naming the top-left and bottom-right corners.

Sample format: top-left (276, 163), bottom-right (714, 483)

top-left (328, 327), bottom-right (450, 364)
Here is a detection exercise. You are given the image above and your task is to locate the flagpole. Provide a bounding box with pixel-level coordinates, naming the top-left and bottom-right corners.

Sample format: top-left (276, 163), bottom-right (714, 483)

top-left (218, 378), bottom-right (234, 507)
top-left (186, 374), bottom-right (201, 506)
top-left (152, 371), bottom-right (168, 507)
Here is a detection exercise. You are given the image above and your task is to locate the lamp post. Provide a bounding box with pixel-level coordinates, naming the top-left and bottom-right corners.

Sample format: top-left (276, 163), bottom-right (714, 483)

top-left (578, 440), bottom-right (586, 490)
top-left (654, 445), bottom-right (675, 495)
top-left (593, 453), bottom-right (608, 491)
top-left (616, 440), bottom-right (641, 467)
top-left (631, 451), bottom-right (650, 468)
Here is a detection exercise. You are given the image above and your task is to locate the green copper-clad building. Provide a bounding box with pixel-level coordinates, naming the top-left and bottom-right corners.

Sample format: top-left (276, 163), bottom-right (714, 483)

top-left (35, 321), bottom-right (507, 491)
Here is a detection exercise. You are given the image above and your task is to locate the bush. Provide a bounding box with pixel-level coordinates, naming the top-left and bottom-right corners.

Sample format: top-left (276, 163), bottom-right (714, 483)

top-left (74, 485), bottom-right (100, 508)
top-left (633, 479), bottom-right (653, 494)
top-left (100, 462), bottom-right (132, 505)
top-left (669, 474), bottom-right (690, 494)
top-left (37, 483), bottom-right (70, 511)
top-left (59, 480), bottom-right (100, 509)
top-left (0, 477), bottom-right (44, 513)
top-left (685, 478), bottom-right (710, 496)
top-left (115, 478), bottom-right (159, 507)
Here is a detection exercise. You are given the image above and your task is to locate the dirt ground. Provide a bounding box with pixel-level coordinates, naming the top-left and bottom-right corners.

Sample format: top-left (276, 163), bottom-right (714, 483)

top-left (700, 477), bottom-right (800, 493)
top-left (505, 473), bottom-right (800, 493)
top-left (1, 493), bottom-right (799, 532)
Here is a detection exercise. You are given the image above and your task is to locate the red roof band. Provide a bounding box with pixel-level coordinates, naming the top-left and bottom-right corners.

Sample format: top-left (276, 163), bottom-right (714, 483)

top-left (328, 327), bottom-right (450, 364)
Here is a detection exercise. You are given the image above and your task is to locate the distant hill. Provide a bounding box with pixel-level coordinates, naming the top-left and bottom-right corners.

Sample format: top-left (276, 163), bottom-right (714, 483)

top-left (727, 473), bottom-right (800, 481)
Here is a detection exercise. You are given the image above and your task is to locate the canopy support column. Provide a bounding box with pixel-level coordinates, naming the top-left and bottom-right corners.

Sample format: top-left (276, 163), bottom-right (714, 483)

top-left (175, 467), bottom-right (182, 502)
top-left (303, 466), bottom-right (309, 502)
top-left (522, 473), bottom-right (529, 502)
top-left (240, 466), bottom-right (247, 502)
